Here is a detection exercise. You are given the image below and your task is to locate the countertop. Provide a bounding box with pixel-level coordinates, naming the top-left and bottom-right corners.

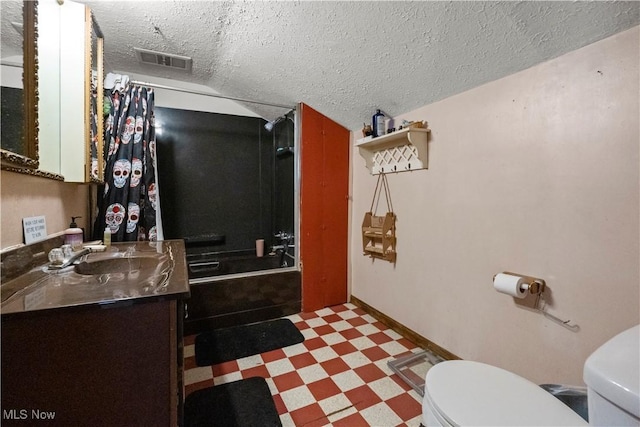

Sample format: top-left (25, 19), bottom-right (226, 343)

top-left (0, 240), bottom-right (189, 316)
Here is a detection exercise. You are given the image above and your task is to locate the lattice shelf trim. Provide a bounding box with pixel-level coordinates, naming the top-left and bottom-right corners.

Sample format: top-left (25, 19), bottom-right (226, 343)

top-left (372, 143), bottom-right (422, 174)
top-left (356, 126), bottom-right (429, 175)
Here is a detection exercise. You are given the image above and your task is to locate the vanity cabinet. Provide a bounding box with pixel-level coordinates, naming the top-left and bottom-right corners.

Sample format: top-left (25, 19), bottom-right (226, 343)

top-left (1, 299), bottom-right (185, 426)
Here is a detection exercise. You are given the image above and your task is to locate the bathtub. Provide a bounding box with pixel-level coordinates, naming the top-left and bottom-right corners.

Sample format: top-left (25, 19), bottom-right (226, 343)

top-left (184, 250), bottom-right (301, 335)
top-left (186, 249), bottom-right (286, 278)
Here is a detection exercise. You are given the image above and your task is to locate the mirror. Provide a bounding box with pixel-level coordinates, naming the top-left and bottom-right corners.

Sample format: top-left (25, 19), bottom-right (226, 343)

top-left (0, 0), bottom-right (104, 182)
top-left (0, 1), bottom-right (39, 171)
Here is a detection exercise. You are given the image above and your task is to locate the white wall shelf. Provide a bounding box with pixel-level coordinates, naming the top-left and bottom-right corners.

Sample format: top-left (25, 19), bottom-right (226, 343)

top-left (356, 126), bottom-right (430, 174)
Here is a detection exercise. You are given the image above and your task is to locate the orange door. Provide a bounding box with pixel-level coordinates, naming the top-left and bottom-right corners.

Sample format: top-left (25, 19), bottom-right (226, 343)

top-left (300, 103), bottom-right (350, 312)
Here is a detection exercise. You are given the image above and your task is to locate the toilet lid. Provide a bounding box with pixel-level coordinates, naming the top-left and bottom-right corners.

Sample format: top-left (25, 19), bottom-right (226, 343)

top-left (425, 360), bottom-right (588, 426)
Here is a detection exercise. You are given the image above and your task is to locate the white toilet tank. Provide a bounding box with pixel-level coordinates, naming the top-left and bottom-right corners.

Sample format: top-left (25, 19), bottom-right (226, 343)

top-left (583, 324), bottom-right (640, 426)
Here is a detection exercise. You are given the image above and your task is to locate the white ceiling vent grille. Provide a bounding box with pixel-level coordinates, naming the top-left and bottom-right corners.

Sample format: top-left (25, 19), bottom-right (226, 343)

top-left (134, 48), bottom-right (192, 72)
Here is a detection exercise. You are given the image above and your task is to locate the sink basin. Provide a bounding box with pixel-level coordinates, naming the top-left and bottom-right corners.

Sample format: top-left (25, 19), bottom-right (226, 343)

top-left (74, 256), bottom-right (163, 275)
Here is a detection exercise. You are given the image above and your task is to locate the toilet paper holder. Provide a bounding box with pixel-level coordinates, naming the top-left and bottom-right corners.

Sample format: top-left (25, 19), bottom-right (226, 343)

top-left (493, 272), bottom-right (580, 332)
top-left (493, 271), bottom-right (546, 295)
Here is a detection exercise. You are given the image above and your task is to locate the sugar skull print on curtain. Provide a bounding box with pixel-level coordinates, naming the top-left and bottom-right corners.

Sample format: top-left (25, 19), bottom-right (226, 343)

top-left (94, 83), bottom-right (157, 242)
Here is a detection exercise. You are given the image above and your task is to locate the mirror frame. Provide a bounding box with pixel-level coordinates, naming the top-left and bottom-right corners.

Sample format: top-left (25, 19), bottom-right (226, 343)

top-left (87, 10), bottom-right (104, 183)
top-left (0, 0), bottom-right (39, 171)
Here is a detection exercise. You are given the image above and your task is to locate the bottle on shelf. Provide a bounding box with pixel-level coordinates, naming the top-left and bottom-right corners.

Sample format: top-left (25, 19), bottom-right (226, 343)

top-left (372, 109), bottom-right (386, 138)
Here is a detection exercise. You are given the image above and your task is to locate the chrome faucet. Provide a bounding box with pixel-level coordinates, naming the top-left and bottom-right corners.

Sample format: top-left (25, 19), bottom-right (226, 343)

top-left (49, 247), bottom-right (91, 269)
top-left (274, 231), bottom-right (292, 240)
top-left (272, 231), bottom-right (295, 267)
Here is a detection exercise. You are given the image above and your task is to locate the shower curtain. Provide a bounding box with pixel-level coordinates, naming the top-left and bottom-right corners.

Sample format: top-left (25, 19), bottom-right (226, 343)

top-left (94, 80), bottom-right (158, 242)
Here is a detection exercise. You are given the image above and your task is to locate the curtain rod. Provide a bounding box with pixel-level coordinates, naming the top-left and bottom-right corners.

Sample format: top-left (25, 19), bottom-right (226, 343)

top-left (130, 80), bottom-right (295, 110)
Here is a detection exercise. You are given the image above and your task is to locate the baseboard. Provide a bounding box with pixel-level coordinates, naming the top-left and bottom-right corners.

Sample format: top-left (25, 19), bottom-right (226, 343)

top-left (350, 295), bottom-right (461, 361)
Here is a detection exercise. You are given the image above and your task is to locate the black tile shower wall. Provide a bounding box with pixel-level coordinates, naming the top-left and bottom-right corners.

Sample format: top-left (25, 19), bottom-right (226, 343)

top-left (155, 108), bottom-right (274, 252)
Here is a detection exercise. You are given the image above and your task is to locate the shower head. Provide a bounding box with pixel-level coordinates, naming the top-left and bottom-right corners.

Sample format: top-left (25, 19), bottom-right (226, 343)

top-left (264, 109), bottom-right (295, 132)
top-left (264, 116), bottom-right (285, 132)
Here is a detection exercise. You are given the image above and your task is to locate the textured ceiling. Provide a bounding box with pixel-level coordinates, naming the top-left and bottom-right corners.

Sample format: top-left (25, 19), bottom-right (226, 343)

top-left (34, 1), bottom-right (640, 128)
top-left (0, 1), bottom-right (24, 60)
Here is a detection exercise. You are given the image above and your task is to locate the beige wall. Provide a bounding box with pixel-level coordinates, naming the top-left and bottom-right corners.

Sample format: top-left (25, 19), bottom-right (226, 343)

top-left (350, 26), bottom-right (639, 386)
top-left (0, 170), bottom-right (90, 249)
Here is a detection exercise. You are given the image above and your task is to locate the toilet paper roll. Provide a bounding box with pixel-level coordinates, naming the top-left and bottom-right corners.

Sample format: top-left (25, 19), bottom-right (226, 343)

top-left (493, 273), bottom-right (528, 299)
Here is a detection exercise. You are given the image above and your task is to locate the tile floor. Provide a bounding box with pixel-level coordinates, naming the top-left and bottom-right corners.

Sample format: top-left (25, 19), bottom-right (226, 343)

top-left (183, 303), bottom-right (429, 427)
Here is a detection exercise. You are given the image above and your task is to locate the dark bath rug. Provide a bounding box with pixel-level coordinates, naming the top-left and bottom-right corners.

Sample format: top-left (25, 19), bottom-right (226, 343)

top-left (184, 377), bottom-right (282, 427)
top-left (195, 318), bottom-right (304, 366)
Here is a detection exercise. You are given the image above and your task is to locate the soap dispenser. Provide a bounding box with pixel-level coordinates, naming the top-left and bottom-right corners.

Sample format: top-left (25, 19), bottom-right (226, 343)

top-left (64, 216), bottom-right (84, 250)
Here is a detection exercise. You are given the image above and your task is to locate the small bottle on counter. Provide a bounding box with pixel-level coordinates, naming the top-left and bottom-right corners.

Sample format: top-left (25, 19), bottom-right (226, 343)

top-left (103, 227), bottom-right (111, 247)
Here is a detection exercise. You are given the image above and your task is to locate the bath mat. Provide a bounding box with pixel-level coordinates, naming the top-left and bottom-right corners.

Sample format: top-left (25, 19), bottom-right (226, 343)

top-left (195, 318), bottom-right (304, 366)
top-left (184, 377), bottom-right (282, 427)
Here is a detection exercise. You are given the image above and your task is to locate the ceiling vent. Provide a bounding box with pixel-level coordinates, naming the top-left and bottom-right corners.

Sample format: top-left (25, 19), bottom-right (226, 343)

top-left (134, 48), bottom-right (192, 72)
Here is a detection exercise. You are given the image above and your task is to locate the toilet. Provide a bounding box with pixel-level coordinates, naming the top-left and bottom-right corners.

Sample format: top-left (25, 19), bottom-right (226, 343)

top-left (422, 324), bottom-right (639, 426)
top-left (584, 324), bottom-right (640, 426)
top-left (422, 360), bottom-right (589, 426)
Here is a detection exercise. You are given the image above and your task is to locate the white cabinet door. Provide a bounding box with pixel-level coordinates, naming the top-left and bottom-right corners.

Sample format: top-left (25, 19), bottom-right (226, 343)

top-left (37, 0), bottom-right (87, 181)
